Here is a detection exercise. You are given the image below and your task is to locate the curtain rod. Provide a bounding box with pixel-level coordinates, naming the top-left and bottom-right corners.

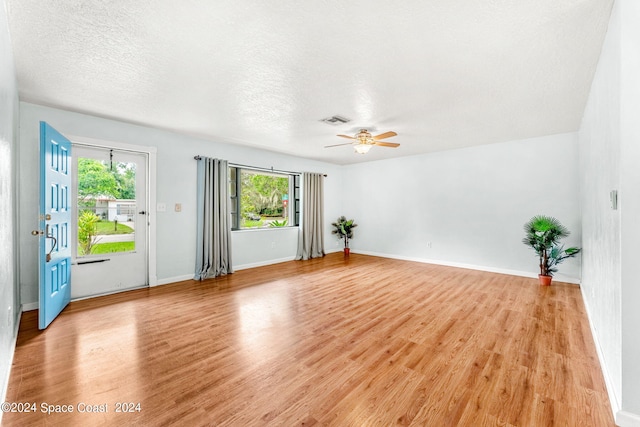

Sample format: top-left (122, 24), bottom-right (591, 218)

top-left (193, 156), bottom-right (327, 177)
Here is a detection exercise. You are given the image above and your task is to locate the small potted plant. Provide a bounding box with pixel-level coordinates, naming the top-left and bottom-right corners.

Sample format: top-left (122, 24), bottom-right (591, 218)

top-left (332, 216), bottom-right (357, 256)
top-left (522, 215), bottom-right (581, 285)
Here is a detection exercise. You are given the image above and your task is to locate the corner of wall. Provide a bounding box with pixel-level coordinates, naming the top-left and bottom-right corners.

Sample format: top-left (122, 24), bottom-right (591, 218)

top-left (0, 0), bottom-right (21, 417)
top-left (580, 285), bottom-right (620, 420)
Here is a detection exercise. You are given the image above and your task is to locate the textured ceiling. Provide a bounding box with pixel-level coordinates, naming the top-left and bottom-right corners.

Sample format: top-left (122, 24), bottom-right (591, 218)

top-left (6, 0), bottom-right (613, 165)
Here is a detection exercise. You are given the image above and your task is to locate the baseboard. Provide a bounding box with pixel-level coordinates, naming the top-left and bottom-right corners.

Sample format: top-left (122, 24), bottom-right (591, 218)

top-left (155, 274), bottom-right (195, 286)
top-left (24, 256), bottom-right (315, 296)
top-left (617, 410), bottom-right (640, 427)
top-left (580, 286), bottom-right (621, 423)
top-left (352, 250), bottom-right (581, 284)
top-left (21, 252), bottom-right (579, 302)
top-left (234, 256), bottom-right (296, 271)
top-left (159, 254), bottom-right (340, 283)
top-left (1, 310), bottom-right (22, 424)
top-left (21, 301), bottom-right (37, 312)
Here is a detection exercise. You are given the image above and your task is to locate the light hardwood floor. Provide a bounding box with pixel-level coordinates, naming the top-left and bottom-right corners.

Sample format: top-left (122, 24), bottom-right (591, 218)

top-left (4, 253), bottom-right (615, 426)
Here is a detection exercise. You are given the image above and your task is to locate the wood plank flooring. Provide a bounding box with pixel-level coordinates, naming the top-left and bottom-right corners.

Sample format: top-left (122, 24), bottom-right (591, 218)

top-left (4, 253), bottom-right (615, 426)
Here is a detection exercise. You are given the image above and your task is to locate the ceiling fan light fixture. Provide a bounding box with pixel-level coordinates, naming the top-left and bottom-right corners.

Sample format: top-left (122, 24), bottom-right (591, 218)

top-left (354, 144), bottom-right (372, 154)
top-left (326, 128), bottom-right (398, 153)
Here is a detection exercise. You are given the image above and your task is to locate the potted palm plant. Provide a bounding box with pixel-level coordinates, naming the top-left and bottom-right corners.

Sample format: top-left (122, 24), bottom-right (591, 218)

top-left (332, 216), bottom-right (357, 256)
top-left (522, 215), bottom-right (581, 285)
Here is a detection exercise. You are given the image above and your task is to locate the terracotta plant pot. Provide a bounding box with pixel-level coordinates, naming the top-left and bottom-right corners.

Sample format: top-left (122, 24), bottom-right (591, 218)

top-left (538, 274), bottom-right (552, 286)
top-left (344, 248), bottom-right (350, 257)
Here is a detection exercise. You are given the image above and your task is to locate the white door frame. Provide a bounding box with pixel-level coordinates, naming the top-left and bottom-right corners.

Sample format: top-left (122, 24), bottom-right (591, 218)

top-left (68, 135), bottom-right (158, 287)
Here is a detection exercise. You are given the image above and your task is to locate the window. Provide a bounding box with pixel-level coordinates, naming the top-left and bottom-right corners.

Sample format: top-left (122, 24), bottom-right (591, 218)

top-left (229, 167), bottom-right (300, 230)
top-left (76, 157), bottom-right (137, 256)
top-left (116, 203), bottom-right (135, 216)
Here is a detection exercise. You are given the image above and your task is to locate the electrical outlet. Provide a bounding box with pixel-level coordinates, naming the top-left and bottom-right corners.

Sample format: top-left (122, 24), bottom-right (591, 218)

top-left (271, 242), bottom-right (275, 248)
top-left (426, 241), bottom-right (432, 248)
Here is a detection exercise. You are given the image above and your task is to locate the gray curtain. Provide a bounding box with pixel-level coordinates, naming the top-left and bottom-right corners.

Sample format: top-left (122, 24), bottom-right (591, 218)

top-left (296, 172), bottom-right (325, 260)
top-left (195, 157), bottom-right (233, 279)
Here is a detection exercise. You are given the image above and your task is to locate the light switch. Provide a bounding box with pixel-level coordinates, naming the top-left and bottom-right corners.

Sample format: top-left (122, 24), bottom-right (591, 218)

top-left (157, 203), bottom-right (166, 212)
top-left (175, 203), bottom-right (182, 212)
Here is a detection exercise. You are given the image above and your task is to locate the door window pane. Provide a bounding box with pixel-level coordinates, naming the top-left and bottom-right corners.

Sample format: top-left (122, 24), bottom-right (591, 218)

top-left (77, 158), bottom-right (136, 255)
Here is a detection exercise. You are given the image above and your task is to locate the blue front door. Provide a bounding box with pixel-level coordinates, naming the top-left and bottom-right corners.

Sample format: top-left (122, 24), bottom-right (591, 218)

top-left (39, 122), bottom-right (72, 329)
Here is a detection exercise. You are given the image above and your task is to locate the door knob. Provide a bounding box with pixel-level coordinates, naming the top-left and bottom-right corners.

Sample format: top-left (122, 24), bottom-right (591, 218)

top-left (138, 210), bottom-right (146, 215)
top-left (31, 230), bottom-right (44, 236)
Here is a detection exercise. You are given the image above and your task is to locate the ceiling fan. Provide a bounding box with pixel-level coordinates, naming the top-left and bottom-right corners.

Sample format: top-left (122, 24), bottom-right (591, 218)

top-left (325, 129), bottom-right (400, 154)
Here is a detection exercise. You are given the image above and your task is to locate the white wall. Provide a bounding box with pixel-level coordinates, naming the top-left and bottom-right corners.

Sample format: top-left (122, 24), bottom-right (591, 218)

top-left (342, 133), bottom-right (582, 282)
top-left (578, 0), bottom-right (622, 415)
top-left (18, 103), bottom-right (343, 304)
top-left (0, 0), bottom-right (20, 406)
top-left (619, 0), bottom-right (640, 423)
top-left (579, 0), bottom-right (640, 424)
top-left (233, 227), bottom-right (300, 269)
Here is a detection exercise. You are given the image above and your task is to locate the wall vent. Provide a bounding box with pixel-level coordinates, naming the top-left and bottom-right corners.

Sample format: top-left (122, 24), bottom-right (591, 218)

top-left (320, 115), bottom-right (350, 125)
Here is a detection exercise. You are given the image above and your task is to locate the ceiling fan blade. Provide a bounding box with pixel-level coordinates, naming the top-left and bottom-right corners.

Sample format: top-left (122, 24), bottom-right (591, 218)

top-left (337, 134), bottom-right (356, 140)
top-left (324, 142), bottom-right (354, 148)
top-left (372, 131), bottom-right (397, 140)
top-left (374, 141), bottom-right (400, 148)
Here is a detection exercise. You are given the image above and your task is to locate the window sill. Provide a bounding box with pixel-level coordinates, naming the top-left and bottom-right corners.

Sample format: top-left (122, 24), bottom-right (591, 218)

top-left (232, 226), bottom-right (298, 233)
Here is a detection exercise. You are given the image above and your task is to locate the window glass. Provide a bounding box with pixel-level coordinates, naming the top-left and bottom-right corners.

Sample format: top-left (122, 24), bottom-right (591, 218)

top-left (229, 167), bottom-right (298, 230)
top-left (77, 158), bottom-right (137, 255)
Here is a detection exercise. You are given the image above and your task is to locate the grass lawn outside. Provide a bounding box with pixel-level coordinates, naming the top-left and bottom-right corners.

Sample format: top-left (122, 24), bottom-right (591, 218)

top-left (241, 216), bottom-right (287, 228)
top-left (90, 241), bottom-right (135, 254)
top-left (96, 221), bottom-right (134, 235)
top-left (242, 219), bottom-right (264, 228)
